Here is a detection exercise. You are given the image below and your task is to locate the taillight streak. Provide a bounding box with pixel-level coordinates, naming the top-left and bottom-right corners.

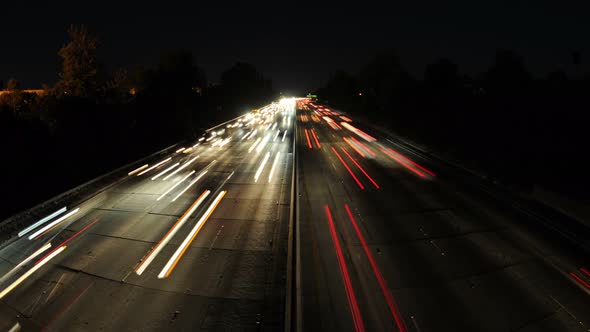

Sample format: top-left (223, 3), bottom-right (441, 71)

top-left (35, 218), bottom-right (100, 265)
top-left (340, 148), bottom-right (379, 189)
top-left (325, 205), bottom-right (365, 332)
top-left (304, 129), bottom-right (313, 149)
top-left (311, 128), bottom-right (321, 148)
top-left (332, 147), bottom-right (364, 190)
top-left (350, 137), bottom-right (376, 157)
top-left (386, 148), bottom-right (435, 177)
top-left (380, 148), bottom-right (426, 178)
top-left (345, 204), bottom-right (407, 331)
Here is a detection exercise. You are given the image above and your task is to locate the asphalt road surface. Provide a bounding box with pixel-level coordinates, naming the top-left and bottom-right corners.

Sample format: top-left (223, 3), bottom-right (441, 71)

top-left (0, 103), bottom-right (294, 331)
top-left (295, 101), bottom-right (590, 332)
top-left (2, 98), bottom-right (590, 332)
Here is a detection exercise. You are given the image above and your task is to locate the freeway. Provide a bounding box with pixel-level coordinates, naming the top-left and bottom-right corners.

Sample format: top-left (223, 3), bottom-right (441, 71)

top-left (0, 101), bottom-right (295, 331)
top-left (1, 97), bottom-right (590, 332)
top-left (296, 101), bottom-right (590, 331)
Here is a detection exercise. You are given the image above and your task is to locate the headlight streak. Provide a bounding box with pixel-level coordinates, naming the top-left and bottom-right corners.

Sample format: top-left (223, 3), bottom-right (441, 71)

top-left (158, 191), bottom-right (227, 279)
top-left (163, 156), bottom-right (199, 181)
top-left (151, 163), bottom-right (180, 180)
top-left (268, 152), bottom-right (281, 183)
top-left (242, 131), bottom-right (252, 140)
top-left (0, 245), bottom-right (67, 300)
top-left (175, 147), bottom-right (186, 153)
top-left (171, 171), bottom-right (208, 202)
top-left (192, 143), bottom-right (200, 149)
top-left (254, 152), bottom-right (271, 182)
top-left (182, 147), bottom-right (193, 154)
top-left (340, 148), bottom-right (380, 189)
top-left (0, 242), bottom-right (52, 284)
top-left (248, 137), bottom-right (262, 153)
top-left (273, 130), bottom-right (281, 141)
top-left (331, 147), bottom-right (365, 190)
top-left (282, 130), bottom-right (288, 142)
top-left (157, 171), bottom-right (196, 201)
top-left (135, 190), bottom-right (211, 276)
top-left (256, 135), bottom-right (271, 153)
top-left (128, 164), bottom-right (148, 176)
top-left (28, 208), bottom-right (80, 240)
top-left (341, 122), bottom-right (376, 141)
top-left (18, 207), bottom-right (67, 238)
top-left (138, 158), bottom-right (172, 176)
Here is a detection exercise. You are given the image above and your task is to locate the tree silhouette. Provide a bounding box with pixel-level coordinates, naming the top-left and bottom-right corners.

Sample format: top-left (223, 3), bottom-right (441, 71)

top-left (55, 25), bottom-right (99, 97)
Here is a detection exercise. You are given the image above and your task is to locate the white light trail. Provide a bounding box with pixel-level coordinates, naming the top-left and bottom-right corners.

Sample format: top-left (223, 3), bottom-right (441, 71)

top-left (272, 122), bottom-right (277, 130)
top-left (0, 242), bottom-right (52, 284)
top-left (172, 171), bottom-right (208, 201)
top-left (138, 158), bottom-right (172, 176)
top-left (248, 129), bottom-right (258, 140)
top-left (242, 131), bottom-right (252, 140)
top-left (341, 122), bottom-right (377, 142)
top-left (256, 135), bottom-right (271, 153)
top-left (28, 208), bottom-right (80, 240)
top-left (192, 143), bottom-right (200, 149)
top-left (254, 152), bottom-right (271, 182)
top-left (176, 147), bottom-right (185, 153)
top-left (273, 130), bottom-right (280, 141)
top-left (248, 137), bottom-right (262, 153)
top-left (268, 152), bottom-right (281, 183)
top-left (128, 164), bottom-right (148, 176)
top-left (183, 147), bottom-right (193, 154)
top-left (282, 130), bottom-right (288, 142)
top-left (158, 191), bottom-right (227, 279)
top-left (163, 156), bottom-right (199, 181)
top-left (151, 163), bottom-right (179, 180)
top-left (157, 171), bottom-right (195, 201)
top-left (0, 245), bottom-right (66, 300)
top-left (18, 207), bottom-right (67, 238)
top-left (135, 190), bottom-right (211, 276)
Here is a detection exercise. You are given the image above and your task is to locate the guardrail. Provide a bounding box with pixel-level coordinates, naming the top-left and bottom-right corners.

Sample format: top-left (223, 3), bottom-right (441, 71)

top-left (0, 141), bottom-right (182, 249)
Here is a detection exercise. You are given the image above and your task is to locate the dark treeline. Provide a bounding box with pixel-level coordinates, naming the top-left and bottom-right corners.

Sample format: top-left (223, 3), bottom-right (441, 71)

top-left (0, 26), bottom-right (276, 219)
top-left (316, 49), bottom-right (590, 199)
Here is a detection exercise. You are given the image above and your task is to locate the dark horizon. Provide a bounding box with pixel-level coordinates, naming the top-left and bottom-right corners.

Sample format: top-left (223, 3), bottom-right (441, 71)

top-left (2, 2), bottom-right (589, 94)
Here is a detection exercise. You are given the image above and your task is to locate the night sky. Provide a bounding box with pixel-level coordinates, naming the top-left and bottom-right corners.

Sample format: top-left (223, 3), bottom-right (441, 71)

top-left (2, 2), bottom-right (588, 94)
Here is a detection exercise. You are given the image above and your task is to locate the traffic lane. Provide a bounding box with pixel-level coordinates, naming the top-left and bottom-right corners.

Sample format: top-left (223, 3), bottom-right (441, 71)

top-left (297, 123), bottom-right (383, 331)
top-left (305, 120), bottom-right (590, 330)
top-left (0, 122), bottom-right (292, 329)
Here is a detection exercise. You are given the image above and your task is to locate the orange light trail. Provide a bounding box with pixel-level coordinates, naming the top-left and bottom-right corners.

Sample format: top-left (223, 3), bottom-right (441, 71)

top-left (304, 129), bottom-right (313, 149)
top-left (343, 137), bottom-right (365, 157)
top-left (325, 205), bottom-right (365, 332)
top-left (332, 147), bottom-right (364, 189)
top-left (311, 128), bottom-right (321, 148)
top-left (350, 137), bottom-right (376, 157)
top-left (340, 148), bottom-right (379, 189)
top-left (345, 204), bottom-right (407, 332)
top-left (380, 148), bottom-right (426, 178)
